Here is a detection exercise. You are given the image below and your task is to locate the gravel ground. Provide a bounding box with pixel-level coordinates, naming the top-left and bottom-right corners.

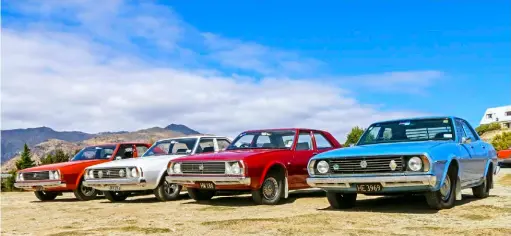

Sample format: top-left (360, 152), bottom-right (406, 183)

top-left (2, 168), bottom-right (510, 236)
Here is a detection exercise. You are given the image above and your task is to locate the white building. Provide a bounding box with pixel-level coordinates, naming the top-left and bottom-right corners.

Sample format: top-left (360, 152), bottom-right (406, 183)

top-left (480, 105), bottom-right (511, 128)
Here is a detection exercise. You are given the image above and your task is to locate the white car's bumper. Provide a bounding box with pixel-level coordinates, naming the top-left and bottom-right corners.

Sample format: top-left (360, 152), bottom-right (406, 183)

top-left (83, 178), bottom-right (148, 191)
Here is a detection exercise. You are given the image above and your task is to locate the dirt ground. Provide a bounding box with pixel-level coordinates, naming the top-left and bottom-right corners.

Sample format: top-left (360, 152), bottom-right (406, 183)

top-left (2, 169), bottom-right (511, 236)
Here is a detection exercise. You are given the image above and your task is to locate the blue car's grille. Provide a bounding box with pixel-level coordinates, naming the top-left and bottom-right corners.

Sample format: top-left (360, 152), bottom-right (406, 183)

top-left (325, 156), bottom-right (406, 174)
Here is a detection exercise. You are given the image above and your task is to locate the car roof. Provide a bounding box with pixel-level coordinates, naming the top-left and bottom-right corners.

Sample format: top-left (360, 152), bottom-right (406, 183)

top-left (243, 128), bottom-right (329, 133)
top-left (156, 135), bottom-right (230, 142)
top-left (371, 116), bottom-right (462, 124)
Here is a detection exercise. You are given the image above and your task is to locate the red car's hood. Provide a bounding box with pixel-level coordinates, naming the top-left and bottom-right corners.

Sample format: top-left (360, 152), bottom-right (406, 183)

top-left (173, 149), bottom-right (287, 162)
top-left (18, 159), bottom-right (104, 172)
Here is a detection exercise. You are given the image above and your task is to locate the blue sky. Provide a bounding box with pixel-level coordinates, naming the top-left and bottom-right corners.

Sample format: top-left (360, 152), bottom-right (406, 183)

top-left (1, 0), bottom-right (510, 139)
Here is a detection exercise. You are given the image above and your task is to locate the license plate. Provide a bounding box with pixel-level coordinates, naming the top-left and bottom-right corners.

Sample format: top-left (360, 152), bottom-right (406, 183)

top-left (109, 185), bottom-right (121, 191)
top-left (355, 183), bottom-right (382, 193)
top-left (197, 182), bottom-right (215, 190)
top-left (35, 186), bottom-right (44, 191)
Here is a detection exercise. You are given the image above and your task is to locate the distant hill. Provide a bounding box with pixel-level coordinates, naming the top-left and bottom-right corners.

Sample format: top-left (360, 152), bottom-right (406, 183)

top-left (1, 127), bottom-right (95, 162)
top-left (0, 124), bottom-right (201, 168)
top-left (165, 124), bottom-right (200, 135)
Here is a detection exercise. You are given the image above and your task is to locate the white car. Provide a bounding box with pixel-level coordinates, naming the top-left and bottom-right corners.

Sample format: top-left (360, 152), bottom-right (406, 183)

top-left (83, 135), bottom-right (231, 202)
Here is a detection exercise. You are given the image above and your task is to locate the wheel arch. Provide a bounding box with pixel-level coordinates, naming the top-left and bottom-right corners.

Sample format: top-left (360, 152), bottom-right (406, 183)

top-left (439, 156), bottom-right (460, 189)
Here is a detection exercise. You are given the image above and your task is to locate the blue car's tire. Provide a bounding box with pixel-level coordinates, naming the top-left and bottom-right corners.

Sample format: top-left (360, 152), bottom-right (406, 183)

top-left (472, 166), bottom-right (492, 198)
top-left (425, 168), bottom-right (456, 210)
top-left (326, 192), bottom-right (357, 209)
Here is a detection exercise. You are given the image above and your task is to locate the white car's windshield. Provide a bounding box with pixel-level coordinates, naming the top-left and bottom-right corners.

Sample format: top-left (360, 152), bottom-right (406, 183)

top-left (226, 130), bottom-right (296, 150)
top-left (142, 138), bottom-right (198, 157)
top-left (358, 118), bottom-right (455, 145)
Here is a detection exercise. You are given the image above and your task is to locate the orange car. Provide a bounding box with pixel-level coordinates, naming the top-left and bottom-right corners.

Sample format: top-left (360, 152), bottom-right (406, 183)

top-left (14, 142), bottom-right (151, 201)
top-left (498, 148), bottom-right (511, 166)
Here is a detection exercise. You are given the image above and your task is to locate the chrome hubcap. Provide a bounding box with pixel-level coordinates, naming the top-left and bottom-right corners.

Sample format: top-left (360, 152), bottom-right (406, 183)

top-left (81, 185), bottom-right (95, 196)
top-left (164, 181), bottom-right (178, 196)
top-left (440, 175), bottom-right (451, 201)
top-left (262, 177), bottom-right (278, 200)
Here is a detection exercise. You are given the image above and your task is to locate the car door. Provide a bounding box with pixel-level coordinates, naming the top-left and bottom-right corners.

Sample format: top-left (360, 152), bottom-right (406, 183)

top-left (454, 119), bottom-right (475, 185)
top-left (460, 120), bottom-right (487, 181)
top-left (290, 131), bottom-right (315, 189)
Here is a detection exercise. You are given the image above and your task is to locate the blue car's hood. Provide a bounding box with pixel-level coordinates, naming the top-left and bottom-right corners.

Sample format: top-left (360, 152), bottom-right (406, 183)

top-left (315, 141), bottom-right (452, 159)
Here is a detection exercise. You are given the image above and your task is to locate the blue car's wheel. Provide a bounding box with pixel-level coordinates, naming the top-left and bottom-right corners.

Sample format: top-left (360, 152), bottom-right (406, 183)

top-left (472, 166), bottom-right (492, 198)
top-left (425, 167), bottom-right (456, 210)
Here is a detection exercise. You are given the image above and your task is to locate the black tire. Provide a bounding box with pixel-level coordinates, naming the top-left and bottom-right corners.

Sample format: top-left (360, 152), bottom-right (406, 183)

top-left (252, 172), bottom-right (284, 205)
top-left (154, 178), bottom-right (182, 201)
top-left (187, 188), bottom-right (215, 201)
top-left (326, 192), bottom-right (357, 209)
top-left (472, 166), bottom-right (492, 198)
top-left (104, 191), bottom-right (129, 202)
top-left (34, 191), bottom-right (58, 201)
top-left (73, 180), bottom-right (98, 201)
top-left (425, 167), bottom-right (457, 210)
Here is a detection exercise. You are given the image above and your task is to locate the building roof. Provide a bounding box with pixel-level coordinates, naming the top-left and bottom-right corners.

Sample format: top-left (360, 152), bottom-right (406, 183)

top-left (480, 105), bottom-right (511, 125)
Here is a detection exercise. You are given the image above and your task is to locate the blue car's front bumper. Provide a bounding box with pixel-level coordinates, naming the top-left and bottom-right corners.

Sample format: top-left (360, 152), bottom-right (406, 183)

top-left (307, 174), bottom-right (437, 193)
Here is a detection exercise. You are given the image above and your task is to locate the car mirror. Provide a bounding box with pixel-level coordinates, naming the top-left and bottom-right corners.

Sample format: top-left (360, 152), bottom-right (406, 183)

top-left (115, 156), bottom-right (122, 160)
top-left (462, 137), bottom-right (472, 144)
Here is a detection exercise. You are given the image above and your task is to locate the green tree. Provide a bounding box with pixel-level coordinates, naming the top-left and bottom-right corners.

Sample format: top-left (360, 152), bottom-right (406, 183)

top-left (15, 144), bottom-right (35, 170)
top-left (344, 126), bottom-right (365, 146)
top-left (40, 153), bottom-right (55, 165)
top-left (475, 123), bottom-right (502, 135)
top-left (40, 149), bottom-right (71, 164)
top-left (1, 170), bottom-right (18, 191)
top-left (491, 132), bottom-right (511, 151)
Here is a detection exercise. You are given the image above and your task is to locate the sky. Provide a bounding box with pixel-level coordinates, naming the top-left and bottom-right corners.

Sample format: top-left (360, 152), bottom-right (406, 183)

top-left (1, 0), bottom-right (510, 141)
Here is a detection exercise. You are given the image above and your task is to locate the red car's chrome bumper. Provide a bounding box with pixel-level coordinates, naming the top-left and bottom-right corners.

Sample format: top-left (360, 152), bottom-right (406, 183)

top-left (166, 175), bottom-right (251, 186)
top-left (14, 181), bottom-right (67, 191)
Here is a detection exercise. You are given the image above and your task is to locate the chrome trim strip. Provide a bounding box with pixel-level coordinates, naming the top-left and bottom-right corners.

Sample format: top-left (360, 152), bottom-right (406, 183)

top-left (307, 175), bottom-right (436, 188)
top-left (165, 176), bottom-right (251, 185)
top-left (83, 178), bottom-right (145, 187)
top-left (14, 181), bottom-right (66, 189)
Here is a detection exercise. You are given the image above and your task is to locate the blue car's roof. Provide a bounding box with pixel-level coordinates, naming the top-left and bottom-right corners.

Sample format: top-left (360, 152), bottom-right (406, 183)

top-left (371, 116), bottom-right (461, 125)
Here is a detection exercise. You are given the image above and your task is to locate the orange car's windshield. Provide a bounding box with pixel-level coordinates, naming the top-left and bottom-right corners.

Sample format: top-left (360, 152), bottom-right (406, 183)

top-left (71, 146), bottom-right (116, 161)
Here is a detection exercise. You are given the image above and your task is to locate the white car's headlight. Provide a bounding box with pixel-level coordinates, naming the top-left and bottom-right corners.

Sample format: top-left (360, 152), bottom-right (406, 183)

top-left (130, 168), bottom-right (138, 178)
top-left (173, 163), bottom-right (182, 174)
top-left (408, 156), bottom-right (423, 171)
top-left (317, 160), bottom-right (330, 174)
top-left (88, 170), bottom-right (95, 179)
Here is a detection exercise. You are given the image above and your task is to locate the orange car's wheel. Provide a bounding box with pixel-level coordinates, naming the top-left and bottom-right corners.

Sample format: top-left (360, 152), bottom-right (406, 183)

top-left (34, 191), bottom-right (58, 201)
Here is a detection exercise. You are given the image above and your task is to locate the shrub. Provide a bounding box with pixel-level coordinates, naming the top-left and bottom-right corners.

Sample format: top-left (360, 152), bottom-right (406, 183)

top-left (476, 123), bottom-right (502, 135)
top-left (491, 132), bottom-right (511, 151)
top-left (344, 126), bottom-right (365, 146)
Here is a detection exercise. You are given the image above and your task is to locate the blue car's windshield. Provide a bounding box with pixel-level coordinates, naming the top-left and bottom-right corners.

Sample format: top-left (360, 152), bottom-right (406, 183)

top-left (71, 145), bottom-right (116, 161)
top-left (142, 138), bottom-right (198, 157)
top-left (358, 118), bottom-right (455, 145)
top-left (226, 130), bottom-right (296, 150)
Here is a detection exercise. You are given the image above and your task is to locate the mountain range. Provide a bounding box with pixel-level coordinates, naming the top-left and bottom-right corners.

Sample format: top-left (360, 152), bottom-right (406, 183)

top-left (1, 124), bottom-right (201, 172)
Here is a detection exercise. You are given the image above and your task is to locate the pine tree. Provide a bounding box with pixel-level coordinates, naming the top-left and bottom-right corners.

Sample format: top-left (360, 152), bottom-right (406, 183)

top-left (15, 144), bottom-right (35, 170)
top-left (40, 153), bottom-right (55, 165)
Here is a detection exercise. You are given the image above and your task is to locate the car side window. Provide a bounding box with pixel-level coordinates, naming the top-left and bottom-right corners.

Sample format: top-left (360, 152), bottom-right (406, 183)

top-left (461, 122), bottom-right (477, 141)
top-left (462, 121), bottom-right (479, 141)
top-left (296, 132), bottom-right (312, 150)
top-left (313, 132), bottom-right (333, 149)
top-left (136, 144), bottom-right (149, 157)
top-left (196, 139), bottom-right (215, 154)
top-left (455, 119), bottom-right (468, 140)
top-left (216, 139), bottom-right (231, 151)
top-left (116, 145), bottom-right (134, 159)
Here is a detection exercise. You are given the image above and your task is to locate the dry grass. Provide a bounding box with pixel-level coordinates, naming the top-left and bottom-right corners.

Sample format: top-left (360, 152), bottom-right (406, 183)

top-left (499, 174), bottom-right (511, 186)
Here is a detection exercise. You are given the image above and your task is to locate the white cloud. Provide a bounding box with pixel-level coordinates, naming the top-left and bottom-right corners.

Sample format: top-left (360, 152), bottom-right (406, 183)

top-left (1, 1), bottom-right (435, 142)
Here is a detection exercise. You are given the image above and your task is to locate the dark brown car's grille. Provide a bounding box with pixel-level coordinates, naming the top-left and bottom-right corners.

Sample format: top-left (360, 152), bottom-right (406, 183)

top-left (22, 171), bottom-right (50, 180)
top-left (92, 168), bottom-right (126, 178)
top-left (326, 156), bottom-right (405, 174)
top-left (181, 162), bottom-right (226, 174)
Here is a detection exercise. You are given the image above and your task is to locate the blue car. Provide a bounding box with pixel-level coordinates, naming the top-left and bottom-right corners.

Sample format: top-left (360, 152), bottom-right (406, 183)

top-left (306, 116), bottom-right (500, 210)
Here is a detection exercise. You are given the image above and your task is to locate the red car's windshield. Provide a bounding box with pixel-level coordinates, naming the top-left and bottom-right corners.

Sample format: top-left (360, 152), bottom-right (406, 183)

top-left (227, 130), bottom-right (296, 150)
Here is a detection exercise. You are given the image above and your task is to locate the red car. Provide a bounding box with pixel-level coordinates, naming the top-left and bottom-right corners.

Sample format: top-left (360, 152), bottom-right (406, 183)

top-left (498, 148), bottom-right (511, 166)
top-left (14, 142), bottom-right (151, 201)
top-left (166, 128), bottom-right (341, 205)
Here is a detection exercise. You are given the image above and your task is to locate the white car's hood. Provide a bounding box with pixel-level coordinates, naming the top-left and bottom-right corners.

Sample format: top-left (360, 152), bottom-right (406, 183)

top-left (86, 154), bottom-right (186, 169)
